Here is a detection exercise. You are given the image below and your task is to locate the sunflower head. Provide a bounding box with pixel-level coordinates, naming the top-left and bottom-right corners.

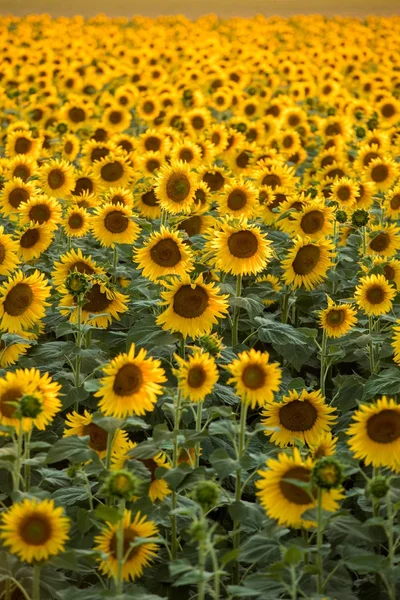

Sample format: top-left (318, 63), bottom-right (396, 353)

top-left (312, 457), bottom-right (343, 490)
top-left (105, 469), bottom-right (141, 500)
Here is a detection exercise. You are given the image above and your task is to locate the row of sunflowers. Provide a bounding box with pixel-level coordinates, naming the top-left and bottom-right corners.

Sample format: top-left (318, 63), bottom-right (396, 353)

top-left (0, 12), bottom-right (399, 600)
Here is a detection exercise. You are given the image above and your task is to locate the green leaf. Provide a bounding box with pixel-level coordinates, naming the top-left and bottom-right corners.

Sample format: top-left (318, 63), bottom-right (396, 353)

top-left (363, 367), bottom-right (400, 399)
top-left (210, 448), bottom-right (238, 479)
top-left (340, 546), bottom-right (387, 573)
top-left (95, 505), bottom-right (122, 525)
top-left (52, 486), bottom-right (89, 505)
top-left (46, 436), bottom-right (96, 464)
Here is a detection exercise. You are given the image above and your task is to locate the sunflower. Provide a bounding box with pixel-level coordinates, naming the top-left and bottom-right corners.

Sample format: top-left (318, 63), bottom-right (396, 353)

top-left (103, 187), bottom-right (134, 208)
top-left (347, 396), bottom-right (400, 471)
top-left (329, 177), bottom-right (359, 209)
top-left (51, 248), bottom-right (103, 288)
top-left (137, 96), bottom-right (160, 121)
top-left (94, 510), bottom-right (158, 581)
top-left (177, 214), bottom-right (217, 238)
top-left (170, 140), bottom-right (202, 166)
top-left (207, 123), bottom-right (229, 154)
top-left (0, 270), bottom-right (50, 334)
top-left (217, 179), bottom-right (258, 218)
top-left (252, 161), bottom-right (297, 191)
top-left (377, 96), bottom-right (400, 127)
top-left (174, 350), bottom-right (218, 402)
top-left (384, 185), bottom-right (400, 219)
top-left (91, 203), bottom-right (140, 247)
top-left (6, 155), bottom-right (37, 181)
top-left (135, 186), bottom-right (161, 220)
top-left (81, 139), bottom-right (115, 169)
top-left (112, 440), bottom-right (171, 502)
top-left (71, 169), bottom-right (100, 198)
top-left (5, 129), bottom-right (42, 159)
top-left (372, 257), bottom-right (400, 289)
top-left (155, 161), bottom-right (197, 215)
top-left (354, 143), bottom-right (382, 172)
top-left (39, 159), bottom-right (76, 198)
top-left (367, 224), bottom-right (400, 258)
top-left (93, 153), bottom-right (133, 191)
top-left (156, 273), bottom-right (229, 339)
top-left (282, 237), bottom-right (335, 291)
top-left (354, 273), bottom-right (395, 316)
top-left (60, 276), bottom-right (129, 329)
top-left (0, 498), bottom-right (70, 563)
top-left (207, 220), bottom-right (273, 276)
top-left (261, 389), bottom-right (336, 447)
top-left (102, 105), bottom-right (132, 133)
top-left (95, 343), bottom-right (166, 418)
top-left (137, 129), bottom-right (168, 154)
top-left (365, 157), bottom-right (399, 191)
top-left (0, 177), bottom-right (37, 218)
top-left (15, 222), bottom-right (54, 262)
top-left (256, 448), bottom-right (343, 529)
top-left (227, 348), bottom-right (282, 408)
top-left (60, 133), bottom-right (80, 162)
top-left (19, 195), bottom-right (62, 230)
top-left (318, 297), bottom-right (358, 338)
top-left (290, 201), bottom-right (334, 240)
top-left (61, 98), bottom-right (93, 131)
top-left (256, 274), bottom-right (282, 306)
top-left (308, 431), bottom-right (338, 460)
top-left (63, 410), bottom-right (127, 459)
top-left (63, 206), bottom-right (91, 238)
top-left (133, 226), bottom-right (194, 282)
top-left (192, 181), bottom-right (211, 214)
top-left (0, 226), bottom-right (20, 276)
top-left (0, 338), bottom-right (30, 368)
top-left (354, 180), bottom-right (375, 210)
top-left (0, 368), bottom-right (61, 431)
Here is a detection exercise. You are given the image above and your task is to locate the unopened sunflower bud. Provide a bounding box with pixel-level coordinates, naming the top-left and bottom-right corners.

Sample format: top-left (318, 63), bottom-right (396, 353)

top-left (327, 107), bottom-right (336, 116)
top-left (191, 480), bottom-right (220, 512)
top-left (356, 127), bottom-right (366, 138)
top-left (19, 394), bottom-right (42, 419)
top-left (367, 475), bottom-right (390, 500)
top-left (57, 123), bottom-right (68, 134)
top-left (189, 520), bottom-right (207, 542)
top-left (198, 333), bottom-right (223, 358)
top-left (312, 457), bottom-right (343, 490)
top-left (351, 209), bottom-right (369, 227)
top-left (336, 209), bottom-right (347, 224)
top-left (105, 469), bottom-right (140, 500)
top-left (65, 271), bottom-right (91, 295)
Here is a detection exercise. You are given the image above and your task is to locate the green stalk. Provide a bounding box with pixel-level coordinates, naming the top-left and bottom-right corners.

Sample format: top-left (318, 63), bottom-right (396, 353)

top-left (24, 430), bottom-right (32, 492)
top-left (385, 497), bottom-right (396, 600)
top-left (5, 577), bottom-right (11, 600)
top-left (209, 544), bottom-right (220, 600)
top-left (232, 402), bottom-right (248, 585)
top-left (171, 336), bottom-right (185, 559)
top-left (105, 431), bottom-right (116, 472)
top-left (13, 431), bottom-right (23, 492)
top-left (112, 245), bottom-right (119, 284)
top-left (74, 294), bottom-right (84, 411)
top-left (195, 401), bottom-right (203, 468)
top-left (290, 564), bottom-right (297, 600)
top-left (197, 520), bottom-right (207, 600)
top-left (115, 501), bottom-right (126, 596)
top-left (281, 291), bottom-right (291, 324)
top-left (320, 329), bottom-right (328, 397)
top-left (368, 316), bottom-right (375, 375)
top-left (32, 564), bottom-right (41, 600)
top-left (232, 274), bottom-right (242, 346)
top-left (316, 487), bottom-right (324, 595)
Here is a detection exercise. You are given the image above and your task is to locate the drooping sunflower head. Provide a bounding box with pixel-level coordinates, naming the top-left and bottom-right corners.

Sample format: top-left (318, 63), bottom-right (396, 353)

top-left (155, 161), bottom-right (197, 215)
top-left (318, 296), bottom-right (357, 338)
top-left (174, 349), bottom-right (219, 402)
top-left (227, 348), bottom-right (282, 408)
top-left (347, 396), bottom-right (400, 471)
top-left (261, 388), bottom-right (336, 447)
top-left (0, 498), bottom-right (70, 564)
top-left (52, 248), bottom-right (103, 288)
top-left (282, 236), bottom-right (335, 291)
top-left (354, 273), bottom-right (396, 316)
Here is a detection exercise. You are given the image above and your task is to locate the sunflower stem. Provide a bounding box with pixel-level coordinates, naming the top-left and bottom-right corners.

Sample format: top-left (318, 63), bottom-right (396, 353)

top-left (115, 500), bottom-right (126, 596)
top-left (24, 429), bottom-right (32, 492)
top-left (232, 401), bottom-right (248, 585)
top-left (5, 577), bottom-right (11, 600)
top-left (195, 401), bottom-right (203, 468)
top-left (171, 387), bottom-right (183, 560)
top-left (281, 291), bottom-right (291, 324)
top-left (112, 245), bottom-right (119, 284)
top-left (197, 513), bottom-right (207, 600)
top-left (316, 487), bottom-right (324, 595)
top-left (160, 210), bottom-right (168, 228)
top-left (320, 329), bottom-right (328, 397)
top-left (13, 431), bottom-right (23, 492)
top-left (209, 543), bottom-right (220, 600)
top-left (290, 564), bottom-right (297, 600)
top-left (232, 274), bottom-right (242, 346)
top-left (105, 430), bottom-right (116, 472)
top-left (32, 564), bottom-right (40, 600)
top-left (368, 316), bottom-right (375, 375)
top-left (74, 294), bottom-right (84, 411)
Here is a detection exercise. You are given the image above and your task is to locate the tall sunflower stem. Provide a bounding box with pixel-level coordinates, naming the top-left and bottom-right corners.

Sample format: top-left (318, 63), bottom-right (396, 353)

top-left (281, 291), bottom-right (291, 324)
top-left (13, 431), bottom-right (23, 492)
top-left (115, 500), bottom-right (126, 596)
top-left (32, 564), bottom-right (41, 600)
top-left (232, 401), bottom-right (248, 585)
top-left (197, 514), bottom-right (207, 600)
top-left (5, 577), bottom-right (11, 600)
top-left (368, 316), bottom-right (375, 375)
top-left (232, 274), bottom-right (242, 346)
top-left (316, 487), bottom-right (324, 595)
top-left (74, 294), bottom-right (84, 411)
top-left (105, 430), bottom-right (116, 472)
top-left (195, 401), bottom-right (203, 468)
top-left (320, 330), bottom-right (328, 397)
top-left (290, 564), bottom-right (297, 600)
top-left (24, 429), bottom-right (32, 492)
top-left (112, 245), bottom-right (119, 284)
top-left (385, 497), bottom-right (396, 600)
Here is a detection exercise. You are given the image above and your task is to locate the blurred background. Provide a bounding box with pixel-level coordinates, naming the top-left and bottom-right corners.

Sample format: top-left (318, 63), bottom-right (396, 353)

top-left (0, 0), bottom-right (399, 17)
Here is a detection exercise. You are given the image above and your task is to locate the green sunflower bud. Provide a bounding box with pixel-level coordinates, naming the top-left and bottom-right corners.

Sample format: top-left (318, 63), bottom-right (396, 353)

top-left (191, 480), bottom-right (220, 512)
top-left (367, 475), bottom-right (390, 500)
top-left (197, 333), bottom-right (223, 358)
top-left (19, 394), bottom-right (42, 419)
top-left (355, 127), bottom-right (366, 138)
top-left (336, 209), bottom-right (347, 223)
top-left (189, 520), bottom-right (207, 542)
top-left (327, 107), bottom-right (336, 116)
top-left (57, 123), bottom-right (68, 134)
top-left (351, 209), bottom-right (369, 227)
top-left (65, 271), bottom-right (91, 295)
top-left (312, 457), bottom-right (343, 490)
top-left (105, 469), bottom-right (141, 500)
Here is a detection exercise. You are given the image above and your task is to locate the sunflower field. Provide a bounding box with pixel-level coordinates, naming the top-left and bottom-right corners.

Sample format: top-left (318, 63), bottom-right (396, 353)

top-left (0, 11), bottom-right (400, 600)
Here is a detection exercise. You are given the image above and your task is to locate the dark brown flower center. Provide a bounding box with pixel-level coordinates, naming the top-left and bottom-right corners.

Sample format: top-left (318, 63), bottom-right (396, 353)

top-left (390, 194), bottom-right (400, 210)
top-left (366, 409), bottom-right (400, 443)
top-left (4, 283), bottom-right (33, 316)
top-left (69, 261), bottom-right (94, 275)
top-left (91, 147), bottom-right (109, 162)
top-left (363, 151), bottom-right (379, 167)
top-left (29, 204), bottom-right (51, 224)
top-left (109, 528), bottom-right (137, 560)
top-left (150, 238), bottom-right (181, 267)
top-left (145, 136), bottom-right (161, 152)
top-left (68, 107), bottom-right (85, 123)
top-left (292, 245), bottom-right (321, 276)
top-left (140, 458), bottom-right (158, 481)
top-left (236, 151), bottom-right (250, 168)
top-left (227, 230), bottom-right (258, 259)
top-left (381, 103), bottom-right (395, 118)
top-left (261, 173), bottom-right (281, 189)
top-left (279, 399), bottom-right (318, 431)
top-left (178, 216), bottom-right (202, 237)
top-left (179, 149), bottom-right (194, 163)
top-left (82, 284), bottom-right (112, 313)
top-left (370, 232), bottom-right (390, 252)
top-left (101, 162), bottom-right (124, 183)
top-left (371, 164), bottom-right (389, 183)
top-left (227, 189), bottom-right (247, 211)
top-left (48, 169), bottom-right (65, 190)
top-left (337, 186), bottom-right (351, 202)
top-left (325, 123), bottom-right (341, 136)
top-left (383, 265), bottom-right (395, 281)
top-left (109, 110), bottom-right (122, 124)
top-left (14, 137), bottom-right (32, 154)
top-left (9, 187), bottom-right (29, 208)
top-left (0, 387), bottom-right (23, 418)
top-left (64, 141), bottom-right (73, 154)
top-left (300, 210), bottom-right (324, 234)
top-left (13, 166), bottom-right (30, 181)
top-left (166, 173), bottom-right (191, 203)
top-left (241, 364), bottom-right (265, 389)
top-left (187, 366), bottom-right (207, 388)
top-left (113, 363), bottom-right (143, 396)
top-left (194, 189), bottom-right (206, 205)
top-left (0, 243), bottom-right (5, 265)
top-left (19, 515), bottom-right (52, 545)
top-left (202, 171), bottom-right (225, 192)
top-left (280, 466), bottom-right (313, 505)
top-left (366, 285), bottom-right (385, 304)
top-left (104, 210), bottom-right (129, 234)
top-left (73, 177), bottom-right (93, 196)
top-left (143, 101), bottom-right (155, 114)
top-left (68, 213), bottom-right (84, 229)
top-left (192, 115), bottom-right (204, 130)
top-left (83, 422), bottom-right (108, 452)
top-left (141, 189), bottom-right (159, 207)
top-left (20, 228), bottom-right (40, 249)
top-left (173, 285), bottom-right (209, 318)
top-left (326, 309), bottom-right (345, 326)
